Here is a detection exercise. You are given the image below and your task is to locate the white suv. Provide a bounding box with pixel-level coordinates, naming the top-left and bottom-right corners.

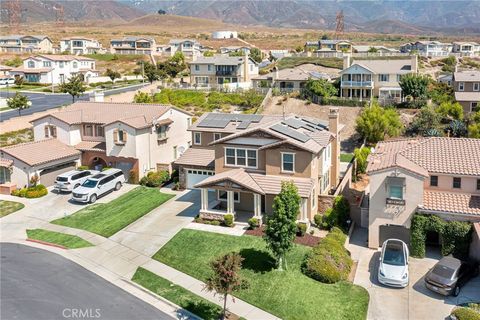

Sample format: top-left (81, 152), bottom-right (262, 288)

top-left (71, 169), bottom-right (126, 203)
top-left (54, 169), bottom-right (99, 192)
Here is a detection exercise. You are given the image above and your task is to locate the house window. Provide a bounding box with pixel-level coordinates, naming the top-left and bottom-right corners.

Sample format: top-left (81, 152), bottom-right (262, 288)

top-left (44, 125), bottom-right (57, 138)
top-left (187, 118), bottom-right (192, 127)
top-left (379, 74), bottom-right (389, 82)
top-left (83, 124), bottom-right (93, 136)
top-left (43, 61), bottom-right (51, 67)
top-left (173, 146), bottom-right (177, 159)
top-left (59, 61), bottom-right (64, 68)
top-left (477, 179), bottom-right (480, 190)
top-left (321, 169), bottom-right (330, 192)
top-left (217, 190), bottom-right (240, 203)
top-left (224, 147), bottom-right (257, 168)
top-left (472, 102), bottom-right (478, 112)
top-left (389, 185), bottom-right (403, 199)
top-left (194, 64), bottom-right (200, 71)
top-left (458, 82), bottom-right (464, 91)
top-left (193, 132), bottom-right (201, 145)
top-left (311, 187), bottom-right (316, 208)
top-left (281, 153), bottom-right (295, 173)
top-left (114, 129), bottom-right (127, 145)
top-left (213, 133), bottom-right (221, 141)
top-left (430, 175), bottom-right (438, 187)
top-left (72, 62), bottom-right (78, 68)
top-left (207, 65), bottom-right (211, 71)
top-left (0, 167), bottom-right (11, 184)
top-left (396, 74), bottom-right (403, 82)
top-left (474, 83), bottom-right (479, 91)
top-left (27, 61), bottom-right (35, 68)
top-left (157, 125), bottom-right (167, 140)
top-left (453, 177), bottom-right (461, 189)
top-left (94, 125), bottom-right (104, 137)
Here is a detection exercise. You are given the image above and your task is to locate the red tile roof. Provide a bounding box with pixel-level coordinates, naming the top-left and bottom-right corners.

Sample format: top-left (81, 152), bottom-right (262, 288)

top-left (421, 191), bottom-right (480, 216)
top-left (174, 148), bottom-right (215, 168)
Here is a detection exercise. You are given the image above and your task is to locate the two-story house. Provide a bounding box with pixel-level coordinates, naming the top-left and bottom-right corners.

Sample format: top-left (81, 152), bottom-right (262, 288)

top-left (189, 55), bottom-right (258, 88)
top-left (219, 46), bottom-right (251, 55)
top-left (305, 40), bottom-right (353, 53)
top-left (452, 42), bottom-right (480, 56)
top-left (10, 55), bottom-right (98, 84)
top-left (60, 37), bottom-right (103, 55)
top-left (400, 41), bottom-right (452, 57)
top-left (110, 37), bottom-right (156, 55)
top-left (453, 70), bottom-right (480, 113)
top-left (365, 137), bottom-right (480, 248)
top-left (0, 101), bottom-right (192, 191)
top-left (174, 109), bottom-right (342, 224)
top-left (339, 55), bottom-right (418, 102)
top-left (0, 35), bottom-right (53, 53)
top-left (168, 39), bottom-right (202, 57)
top-left (251, 67), bottom-right (330, 91)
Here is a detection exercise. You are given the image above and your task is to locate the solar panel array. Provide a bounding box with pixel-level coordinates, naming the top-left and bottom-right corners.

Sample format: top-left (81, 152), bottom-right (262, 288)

top-left (282, 117), bottom-right (328, 133)
top-left (270, 123), bottom-right (310, 143)
top-left (197, 113), bottom-right (263, 129)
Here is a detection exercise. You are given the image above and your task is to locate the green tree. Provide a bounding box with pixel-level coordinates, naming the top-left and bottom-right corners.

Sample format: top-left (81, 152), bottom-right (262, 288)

top-left (143, 62), bottom-right (163, 83)
top-left (249, 47), bottom-right (262, 63)
top-left (4, 56), bottom-right (22, 67)
top-left (321, 34), bottom-right (329, 40)
top-left (353, 147), bottom-right (371, 176)
top-left (133, 92), bottom-right (153, 103)
top-left (295, 45), bottom-right (304, 53)
top-left (14, 76), bottom-right (24, 88)
top-left (7, 92), bottom-right (31, 116)
top-left (204, 252), bottom-right (248, 320)
top-left (468, 123), bottom-right (480, 138)
top-left (367, 47), bottom-right (378, 53)
top-left (59, 75), bottom-right (86, 103)
top-left (355, 103), bottom-right (403, 143)
top-left (407, 105), bottom-right (442, 136)
top-left (105, 68), bottom-right (121, 83)
top-left (203, 50), bottom-right (214, 57)
top-left (435, 101), bottom-right (464, 121)
top-left (303, 79), bottom-right (338, 98)
top-left (399, 73), bottom-right (430, 101)
top-left (157, 52), bottom-right (187, 79)
top-left (264, 181), bottom-right (301, 270)
top-left (428, 81), bottom-right (454, 105)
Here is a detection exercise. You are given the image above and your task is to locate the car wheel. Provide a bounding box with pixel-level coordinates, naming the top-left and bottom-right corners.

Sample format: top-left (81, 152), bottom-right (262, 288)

top-left (90, 194), bottom-right (97, 204)
top-left (115, 182), bottom-right (122, 191)
top-left (453, 286), bottom-right (460, 297)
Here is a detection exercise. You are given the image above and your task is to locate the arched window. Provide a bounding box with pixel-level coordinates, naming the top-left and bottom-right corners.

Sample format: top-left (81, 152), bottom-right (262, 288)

top-left (27, 61), bottom-right (35, 68)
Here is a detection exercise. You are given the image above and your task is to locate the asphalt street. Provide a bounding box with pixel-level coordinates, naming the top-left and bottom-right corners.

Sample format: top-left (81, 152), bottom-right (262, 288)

top-left (0, 83), bottom-right (147, 121)
top-left (0, 243), bottom-right (172, 320)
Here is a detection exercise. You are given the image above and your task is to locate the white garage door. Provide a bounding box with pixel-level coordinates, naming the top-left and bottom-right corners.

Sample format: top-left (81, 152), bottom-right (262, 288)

top-left (186, 169), bottom-right (214, 189)
top-left (40, 162), bottom-right (77, 187)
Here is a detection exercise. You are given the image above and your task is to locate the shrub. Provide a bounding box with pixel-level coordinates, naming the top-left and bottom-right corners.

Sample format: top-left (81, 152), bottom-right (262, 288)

top-left (313, 214), bottom-right (322, 227)
top-left (248, 217), bottom-right (260, 229)
top-left (12, 184), bottom-right (48, 198)
top-left (139, 170), bottom-right (170, 187)
top-left (322, 196), bottom-right (350, 231)
top-left (353, 147), bottom-right (371, 176)
top-left (101, 167), bottom-right (112, 171)
top-left (451, 307), bottom-right (480, 320)
top-left (210, 220), bottom-right (221, 226)
top-left (77, 165), bottom-right (89, 171)
top-left (224, 214), bottom-right (234, 227)
top-left (296, 223), bottom-right (307, 237)
top-left (302, 228), bottom-right (352, 283)
top-left (128, 169), bottom-right (138, 184)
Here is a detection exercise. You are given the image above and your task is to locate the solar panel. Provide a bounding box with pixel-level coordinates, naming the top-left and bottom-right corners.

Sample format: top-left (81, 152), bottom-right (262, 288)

top-left (197, 113), bottom-right (263, 129)
top-left (270, 124), bottom-right (310, 143)
top-left (236, 121), bottom-right (251, 129)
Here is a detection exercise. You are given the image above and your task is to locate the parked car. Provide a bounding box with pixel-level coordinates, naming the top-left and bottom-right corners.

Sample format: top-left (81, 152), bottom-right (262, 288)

top-left (0, 77), bottom-right (15, 85)
top-left (54, 169), bottom-right (99, 192)
top-left (425, 256), bottom-right (479, 296)
top-left (378, 239), bottom-right (409, 287)
top-left (71, 168), bottom-right (125, 203)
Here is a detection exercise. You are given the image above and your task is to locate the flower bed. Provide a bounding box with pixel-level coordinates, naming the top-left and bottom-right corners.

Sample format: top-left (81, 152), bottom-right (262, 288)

top-left (11, 184), bottom-right (48, 198)
top-left (244, 226), bottom-right (321, 247)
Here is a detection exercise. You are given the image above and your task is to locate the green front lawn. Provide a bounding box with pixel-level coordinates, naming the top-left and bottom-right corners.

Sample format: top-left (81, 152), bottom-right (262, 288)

top-left (154, 229), bottom-right (369, 320)
top-left (26, 229), bottom-right (93, 249)
top-left (0, 200), bottom-right (25, 217)
top-left (51, 187), bottom-right (174, 237)
top-left (340, 153), bottom-right (354, 163)
top-left (132, 267), bottom-right (222, 320)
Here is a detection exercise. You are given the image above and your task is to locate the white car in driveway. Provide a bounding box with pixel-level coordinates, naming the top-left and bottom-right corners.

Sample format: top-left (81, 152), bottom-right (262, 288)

top-left (71, 169), bottom-right (125, 204)
top-left (378, 239), bottom-right (409, 288)
top-left (54, 169), bottom-right (99, 192)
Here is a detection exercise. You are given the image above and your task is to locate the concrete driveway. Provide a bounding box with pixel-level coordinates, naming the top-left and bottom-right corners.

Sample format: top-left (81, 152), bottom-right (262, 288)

top-left (348, 227), bottom-right (480, 320)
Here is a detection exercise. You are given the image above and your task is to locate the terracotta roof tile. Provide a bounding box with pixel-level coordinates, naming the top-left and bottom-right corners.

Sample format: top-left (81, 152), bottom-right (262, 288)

top-left (195, 168), bottom-right (264, 194)
top-left (421, 191), bottom-right (480, 216)
top-left (75, 141), bottom-right (106, 152)
top-left (174, 148), bottom-right (215, 168)
top-left (0, 158), bottom-right (13, 167)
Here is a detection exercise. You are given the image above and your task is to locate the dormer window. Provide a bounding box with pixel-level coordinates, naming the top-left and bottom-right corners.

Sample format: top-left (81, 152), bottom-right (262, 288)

top-left (44, 125), bottom-right (57, 138)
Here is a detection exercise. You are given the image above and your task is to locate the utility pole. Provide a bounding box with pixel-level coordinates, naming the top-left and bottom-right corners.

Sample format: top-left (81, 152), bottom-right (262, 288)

top-left (142, 61), bottom-right (145, 84)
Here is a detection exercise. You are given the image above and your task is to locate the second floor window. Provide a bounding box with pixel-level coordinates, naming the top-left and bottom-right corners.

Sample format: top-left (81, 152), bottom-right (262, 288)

top-left (225, 147), bottom-right (257, 168)
top-left (389, 185), bottom-right (403, 199)
top-left (379, 74), bottom-right (389, 82)
top-left (477, 179), bottom-right (480, 190)
top-left (157, 125), bottom-right (167, 140)
top-left (44, 125), bottom-right (56, 138)
top-left (193, 132), bottom-right (201, 145)
top-left (453, 177), bottom-right (461, 189)
top-left (213, 133), bottom-right (221, 141)
top-left (27, 61), bottom-right (35, 68)
top-left (114, 129), bottom-right (127, 145)
top-left (474, 83), bottom-right (480, 91)
top-left (43, 61), bottom-right (51, 67)
top-left (84, 124), bottom-right (93, 136)
top-left (207, 65), bottom-right (211, 71)
top-left (430, 175), bottom-right (438, 187)
top-left (281, 153), bottom-right (295, 173)
top-left (72, 62), bottom-right (78, 68)
top-left (458, 82), bottom-right (464, 91)
top-left (194, 65), bottom-right (200, 71)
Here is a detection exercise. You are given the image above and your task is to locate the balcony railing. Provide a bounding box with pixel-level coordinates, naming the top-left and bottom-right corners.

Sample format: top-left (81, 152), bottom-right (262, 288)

top-left (216, 70), bottom-right (237, 76)
top-left (386, 198), bottom-right (406, 206)
top-left (341, 80), bottom-right (373, 87)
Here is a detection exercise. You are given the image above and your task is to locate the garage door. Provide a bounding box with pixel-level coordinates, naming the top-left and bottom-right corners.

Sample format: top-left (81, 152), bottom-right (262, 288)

top-left (39, 162), bottom-right (77, 187)
top-left (186, 169), bottom-right (214, 189)
top-left (379, 224), bottom-right (410, 247)
top-left (116, 162), bottom-right (134, 179)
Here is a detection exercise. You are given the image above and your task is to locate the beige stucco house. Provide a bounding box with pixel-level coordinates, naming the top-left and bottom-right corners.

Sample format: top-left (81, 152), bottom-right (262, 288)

top-left (366, 137), bottom-right (480, 248)
top-left (453, 70), bottom-right (480, 113)
top-left (0, 35), bottom-right (53, 53)
top-left (174, 109), bottom-right (342, 224)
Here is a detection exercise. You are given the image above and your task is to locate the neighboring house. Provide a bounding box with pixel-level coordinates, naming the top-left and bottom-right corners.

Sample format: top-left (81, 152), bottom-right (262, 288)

top-left (251, 67), bottom-right (330, 90)
top-left (0, 35), bottom-right (53, 53)
top-left (174, 109), bottom-right (342, 224)
top-left (306, 40), bottom-right (353, 53)
top-left (0, 64), bottom-right (12, 77)
top-left (452, 42), bottom-right (480, 56)
top-left (269, 50), bottom-right (291, 59)
top-left (339, 55), bottom-right (418, 102)
top-left (438, 74), bottom-right (453, 86)
top-left (10, 55), bottom-right (98, 85)
top-left (0, 139), bottom-right (81, 191)
top-left (60, 37), bottom-right (103, 55)
top-left (453, 70), bottom-right (480, 113)
top-left (189, 55), bottom-right (258, 88)
top-left (219, 46), bottom-right (251, 55)
top-left (168, 39), bottom-right (202, 57)
top-left (365, 137), bottom-right (480, 248)
top-left (110, 37), bottom-right (156, 55)
top-left (27, 101), bottom-right (192, 183)
top-left (212, 31), bottom-right (238, 39)
top-left (353, 45), bottom-right (399, 54)
top-left (400, 41), bottom-right (452, 57)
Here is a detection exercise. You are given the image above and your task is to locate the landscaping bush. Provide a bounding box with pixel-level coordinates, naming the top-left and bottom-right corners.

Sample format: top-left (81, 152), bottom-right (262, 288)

top-left (313, 214), bottom-right (322, 227)
top-left (296, 223), bottom-right (307, 237)
top-left (224, 214), bottom-right (234, 227)
top-left (451, 307), bottom-right (480, 320)
top-left (77, 165), bottom-right (89, 171)
top-left (353, 147), bottom-right (371, 176)
top-left (248, 217), bottom-right (259, 229)
top-left (139, 170), bottom-right (170, 187)
top-left (101, 167), bottom-right (112, 171)
top-left (11, 184), bottom-right (48, 198)
top-left (302, 228), bottom-right (352, 283)
top-left (322, 196), bottom-right (350, 231)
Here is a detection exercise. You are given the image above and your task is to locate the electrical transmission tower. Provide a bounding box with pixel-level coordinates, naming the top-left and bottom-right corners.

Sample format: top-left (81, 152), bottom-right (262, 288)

top-left (335, 10), bottom-right (345, 39)
top-left (53, 4), bottom-right (65, 28)
top-left (4, 0), bottom-right (21, 33)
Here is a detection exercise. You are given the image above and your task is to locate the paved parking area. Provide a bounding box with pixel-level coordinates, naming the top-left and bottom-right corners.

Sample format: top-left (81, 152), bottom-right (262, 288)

top-left (348, 227), bottom-right (480, 320)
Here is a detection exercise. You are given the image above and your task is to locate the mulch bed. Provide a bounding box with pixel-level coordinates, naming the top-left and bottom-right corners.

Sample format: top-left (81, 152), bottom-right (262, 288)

top-left (244, 226), bottom-right (321, 247)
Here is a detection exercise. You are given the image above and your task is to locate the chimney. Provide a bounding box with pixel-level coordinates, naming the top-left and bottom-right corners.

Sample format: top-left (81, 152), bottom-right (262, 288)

top-left (411, 55), bottom-right (418, 74)
top-left (243, 51), bottom-right (249, 83)
top-left (329, 107), bottom-right (340, 190)
top-left (89, 90), bottom-right (104, 102)
top-left (343, 54), bottom-right (351, 69)
top-left (272, 66), bottom-right (279, 86)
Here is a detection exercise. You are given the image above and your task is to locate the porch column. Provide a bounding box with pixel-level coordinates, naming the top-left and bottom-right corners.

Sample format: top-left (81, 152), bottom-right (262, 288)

top-left (201, 188), bottom-right (208, 210)
top-left (253, 193), bottom-right (262, 218)
top-left (301, 198), bottom-right (308, 221)
top-left (227, 191), bottom-right (234, 214)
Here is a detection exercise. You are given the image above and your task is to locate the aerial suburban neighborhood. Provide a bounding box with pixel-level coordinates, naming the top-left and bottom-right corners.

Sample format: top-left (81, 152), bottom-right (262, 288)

top-left (0, 1), bottom-right (479, 320)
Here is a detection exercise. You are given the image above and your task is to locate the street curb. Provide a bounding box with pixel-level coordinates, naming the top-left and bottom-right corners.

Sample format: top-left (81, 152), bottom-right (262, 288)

top-left (26, 238), bottom-right (67, 249)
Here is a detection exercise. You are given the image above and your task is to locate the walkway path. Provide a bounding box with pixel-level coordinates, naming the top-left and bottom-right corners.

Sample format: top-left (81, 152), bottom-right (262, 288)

top-left (0, 187), bottom-right (278, 320)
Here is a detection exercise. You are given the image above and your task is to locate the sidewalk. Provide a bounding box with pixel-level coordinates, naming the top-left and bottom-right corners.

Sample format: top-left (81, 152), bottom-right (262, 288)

top-left (1, 188), bottom-right (279, 320)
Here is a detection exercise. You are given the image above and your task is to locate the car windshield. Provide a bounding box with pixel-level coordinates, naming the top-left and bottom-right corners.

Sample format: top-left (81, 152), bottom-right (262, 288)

top-left (56, 177), bottom-right (68, 182)
top-left (82, 179), bottom-right (98, 188)
top-left (383, 244), bottom-right (405, 266)
top-left (432, 264), bottom-right (456, 279)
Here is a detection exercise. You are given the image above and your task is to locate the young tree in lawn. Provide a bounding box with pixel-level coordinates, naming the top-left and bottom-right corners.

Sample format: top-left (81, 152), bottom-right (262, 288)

top-left (204, 252), bottom-right (248, 320)
top-left (264, 181), bottom-right (301, 270)
top-left (105, 68), bottom-right (121, 83)
top-left (399, 73), bottom-right (430, 101)
top-left (59, 75), bottom-right (86, 103)
top-left (7, 92), bottom-right (31, 115)
top-left (143, 62), bottom-right (160, 84)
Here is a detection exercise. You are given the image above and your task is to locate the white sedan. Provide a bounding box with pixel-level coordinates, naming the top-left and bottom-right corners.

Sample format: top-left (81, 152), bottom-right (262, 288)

top-left (378, 239), bottom-right (409, 287)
